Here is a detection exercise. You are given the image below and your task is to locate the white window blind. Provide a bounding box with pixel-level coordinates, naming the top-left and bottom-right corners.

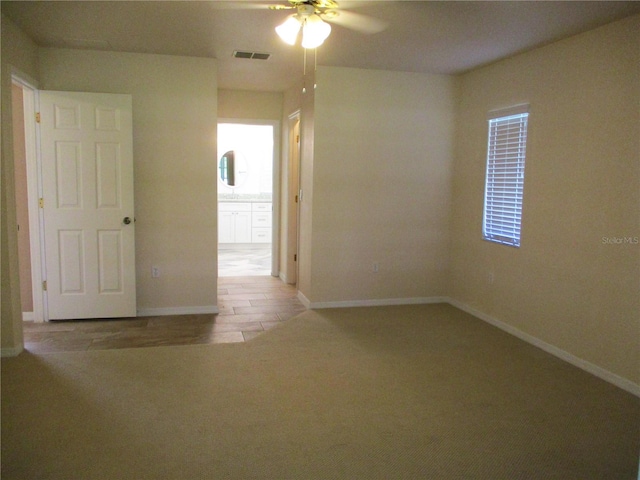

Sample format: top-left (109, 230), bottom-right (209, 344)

top-left (483, 107), bottom-right (529, 247)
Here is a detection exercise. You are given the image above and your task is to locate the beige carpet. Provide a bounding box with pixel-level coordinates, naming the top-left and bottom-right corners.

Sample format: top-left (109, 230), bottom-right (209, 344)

top-left (2, 304), bottom-right (639, 479)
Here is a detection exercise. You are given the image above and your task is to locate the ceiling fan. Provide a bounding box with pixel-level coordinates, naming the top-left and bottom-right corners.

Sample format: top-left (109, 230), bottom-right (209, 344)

top-left (264, 0), bottom-right (388, 48)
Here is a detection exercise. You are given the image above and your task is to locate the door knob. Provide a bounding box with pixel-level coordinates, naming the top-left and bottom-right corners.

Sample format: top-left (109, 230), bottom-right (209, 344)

top-left (123, 217), bottom-right (132, 225)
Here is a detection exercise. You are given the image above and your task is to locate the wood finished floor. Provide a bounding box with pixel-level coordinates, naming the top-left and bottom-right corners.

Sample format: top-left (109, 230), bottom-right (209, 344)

top-left (22, 276), bottom-right (306, 353)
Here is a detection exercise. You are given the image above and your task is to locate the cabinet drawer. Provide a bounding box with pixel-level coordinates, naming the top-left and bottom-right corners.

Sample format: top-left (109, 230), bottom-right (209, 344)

top-left (252, 212), bottom-right (272, 228)
top-left (219, 202), bottom-right (251, 212)
top-left (252, 228), bottom-right (272, 243)
top-left (252, 202), bottom-right (272, 212)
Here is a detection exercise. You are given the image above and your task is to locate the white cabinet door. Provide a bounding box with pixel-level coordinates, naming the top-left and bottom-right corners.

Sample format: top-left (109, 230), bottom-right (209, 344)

top-left (40, 91), bottom-right (136, 320)
top-left (218, 211), bottom-right (235, 243)
top-left (234, 211), bottom-right (252, 243)
top-left (218, 203), bottom-right (252, 243)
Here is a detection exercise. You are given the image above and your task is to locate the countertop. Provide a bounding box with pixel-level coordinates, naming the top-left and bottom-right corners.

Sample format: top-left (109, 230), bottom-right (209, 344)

top-left (218, 195), bottom-right (272, 203)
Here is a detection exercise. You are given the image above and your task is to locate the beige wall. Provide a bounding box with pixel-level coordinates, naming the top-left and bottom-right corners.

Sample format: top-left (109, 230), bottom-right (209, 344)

top-left (297, 71), bottom-right (317, 298)
top-left (39, 48), bottom-right (218, 313)
top-left (217, 89), bottom-right (283, 120)
top-left (450, 15), bottom-right (640, 385)
top-left (1, 13), bottom-right (39, 353)
top-left (302, 67), bottom-right (455, 304)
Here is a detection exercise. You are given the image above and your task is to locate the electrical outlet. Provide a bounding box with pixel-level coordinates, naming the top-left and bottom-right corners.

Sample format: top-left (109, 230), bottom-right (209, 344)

top-left (372, 262), bottom-right (379, 273)
top-left (152, 266), bottom-right (160, 278)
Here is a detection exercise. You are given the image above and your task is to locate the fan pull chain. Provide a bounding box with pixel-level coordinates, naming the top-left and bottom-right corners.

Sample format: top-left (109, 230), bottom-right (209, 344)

top-left (302, 48), bottom-right (308, 94)
top-left (302, 47), bottom-right (320, 93)
top-left (314, 48), bottom-right (318, 89)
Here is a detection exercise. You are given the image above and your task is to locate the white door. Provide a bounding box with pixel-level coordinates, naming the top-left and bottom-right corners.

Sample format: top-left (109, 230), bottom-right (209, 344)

top-left (40, 91), bottom-right (136, 320)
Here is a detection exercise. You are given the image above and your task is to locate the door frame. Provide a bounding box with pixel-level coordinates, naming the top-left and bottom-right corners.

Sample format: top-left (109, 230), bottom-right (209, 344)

top-left (11, 72), bottom-right (46, 322)
top-left (285, 110), bottom-right (301, 285)
top-left (217, 119), bottom-right (281, 277)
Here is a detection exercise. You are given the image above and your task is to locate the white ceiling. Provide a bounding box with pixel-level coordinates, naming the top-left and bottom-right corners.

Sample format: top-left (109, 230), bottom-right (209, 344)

top-left (3, 1), bottom-right (640, 92)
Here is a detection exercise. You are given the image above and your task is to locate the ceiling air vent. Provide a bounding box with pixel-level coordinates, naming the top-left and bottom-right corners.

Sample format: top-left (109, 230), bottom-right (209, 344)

top-left (233, 51), bottom-right (271, 60)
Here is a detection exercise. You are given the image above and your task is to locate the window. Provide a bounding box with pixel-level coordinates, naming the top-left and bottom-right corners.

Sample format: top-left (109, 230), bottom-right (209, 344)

top-left (483, 105), bottom-right (529, 247)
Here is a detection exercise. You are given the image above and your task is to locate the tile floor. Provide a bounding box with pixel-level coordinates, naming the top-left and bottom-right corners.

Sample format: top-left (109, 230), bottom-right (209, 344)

top-left (219, 245), bottom-right (271, 277)
top-left (22, 275), bottom-right (306, 354)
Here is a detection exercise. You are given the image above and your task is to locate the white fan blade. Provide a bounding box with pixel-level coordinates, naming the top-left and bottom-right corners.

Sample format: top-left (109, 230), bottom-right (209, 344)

top-left (321, 9), bottom-right (388, 34)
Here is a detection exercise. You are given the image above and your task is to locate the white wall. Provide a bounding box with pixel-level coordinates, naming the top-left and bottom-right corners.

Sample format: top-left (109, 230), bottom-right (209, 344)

top-left (450, 15), bottom-right (640, 387)
top-left (301, 67), bottom-right (455, 305)
top-left (39, 48), bottom-right (218, 314)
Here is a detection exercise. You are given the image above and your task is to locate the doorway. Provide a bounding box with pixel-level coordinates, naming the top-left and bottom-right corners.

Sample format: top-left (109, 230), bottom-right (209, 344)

top-left (217, 121), bottom-right (278, 277)
top-left (13, 85), bottom-right (137, 322)
top-left (283, 111), bottom-right (301, 285)
top-left (12, 76), bottom-right (44, 322)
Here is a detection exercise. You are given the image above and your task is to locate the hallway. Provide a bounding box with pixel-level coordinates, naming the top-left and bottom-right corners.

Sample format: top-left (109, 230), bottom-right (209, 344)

top-left (22, 276), bottom-right (304, 353)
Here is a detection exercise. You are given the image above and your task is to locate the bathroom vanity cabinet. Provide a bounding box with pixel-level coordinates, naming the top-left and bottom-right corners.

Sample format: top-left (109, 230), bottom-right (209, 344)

top-left (219, 202), bottom-right (272, 244)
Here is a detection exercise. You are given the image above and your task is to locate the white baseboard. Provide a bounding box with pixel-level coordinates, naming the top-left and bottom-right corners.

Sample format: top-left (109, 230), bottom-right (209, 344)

top-left (279, 272), bottom-right (292, 285)
top-left (307, 296), bottom-right (449, 309)
top-left (1, 346), bottom-right (24, 357)
top-left (136, 305), bottom-right (219, 317)
top-left (22, 312), bottom-right (34, 321)
top-left (297, 291), bottom-right (311, 309)
top-left (447, 298), bottom-right (640, 398)
top-left (295, 292), bottom-right (447, 310)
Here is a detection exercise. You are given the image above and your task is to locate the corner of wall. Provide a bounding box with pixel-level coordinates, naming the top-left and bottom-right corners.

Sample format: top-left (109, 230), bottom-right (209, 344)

top-left (1, 12), bottom-right (39, 353)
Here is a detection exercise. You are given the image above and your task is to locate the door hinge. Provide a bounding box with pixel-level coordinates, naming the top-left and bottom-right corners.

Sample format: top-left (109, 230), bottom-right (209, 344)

top-left (294, 254), bottom-right (297, 262)
top-left (42, 281), bottom-right (47, 291)
top-left (295, 195), bottom-right (298, 203)
top-left (296, 134), bottom-right (300, 143)
top-left (35, 112), bottom-right (41, 123)
top-left (39, 198), bottom-right (44, 208)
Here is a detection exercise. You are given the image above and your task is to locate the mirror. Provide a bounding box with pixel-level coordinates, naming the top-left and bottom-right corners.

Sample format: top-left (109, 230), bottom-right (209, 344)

top-left (219, 150), bottom-right (248, 188)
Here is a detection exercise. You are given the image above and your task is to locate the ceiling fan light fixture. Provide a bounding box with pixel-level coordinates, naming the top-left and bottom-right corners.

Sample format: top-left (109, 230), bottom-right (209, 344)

top-left (275, 14), bottom-right (302, 45)
top-left (301, 14), bottom-right (331, 49)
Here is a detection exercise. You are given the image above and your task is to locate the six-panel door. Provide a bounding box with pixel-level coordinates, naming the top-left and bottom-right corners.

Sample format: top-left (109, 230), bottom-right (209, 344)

top-left (40, 91), bottom-right (136, 320)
